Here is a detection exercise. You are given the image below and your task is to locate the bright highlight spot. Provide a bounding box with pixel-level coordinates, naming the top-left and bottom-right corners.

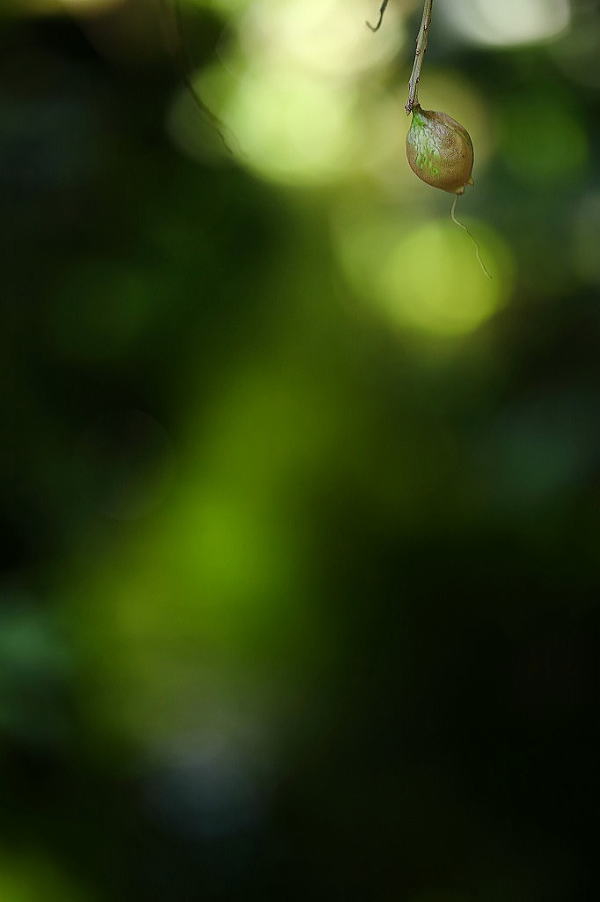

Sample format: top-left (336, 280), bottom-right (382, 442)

top-left (442, 0), bottom-right (571, 47)
top-left (240, 0), bottom-right (403, 78)
top-left (376, 220), bottom-right (507, 335)
top-left (335, 210), bottom-right (512, 337)
top-left (173, 0), bottom-right (406, 183)
top-left (194, 62), bottom-right (362, 185)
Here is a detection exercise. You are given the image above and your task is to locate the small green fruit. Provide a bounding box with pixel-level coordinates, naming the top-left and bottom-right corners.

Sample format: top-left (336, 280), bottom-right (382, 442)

top-left (406, 104), bottom-right (474, 194)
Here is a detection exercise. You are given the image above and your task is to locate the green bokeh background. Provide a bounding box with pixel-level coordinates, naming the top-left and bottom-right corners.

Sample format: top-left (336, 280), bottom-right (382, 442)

top-left (2, 0), bottom-right (600, 898)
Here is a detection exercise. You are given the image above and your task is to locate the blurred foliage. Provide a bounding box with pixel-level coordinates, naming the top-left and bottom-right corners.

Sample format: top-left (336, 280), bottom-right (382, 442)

top-left (2, 0), bottom-right (600, 898)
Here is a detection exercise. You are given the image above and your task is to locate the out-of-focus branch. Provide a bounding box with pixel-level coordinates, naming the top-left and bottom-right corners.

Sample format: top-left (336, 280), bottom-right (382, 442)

top-left (366, 0), bottom-right (390, 33)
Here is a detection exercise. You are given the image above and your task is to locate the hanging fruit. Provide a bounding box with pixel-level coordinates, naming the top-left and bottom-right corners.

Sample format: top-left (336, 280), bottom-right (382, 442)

top-left (406, 105), bottom-right (474, 195)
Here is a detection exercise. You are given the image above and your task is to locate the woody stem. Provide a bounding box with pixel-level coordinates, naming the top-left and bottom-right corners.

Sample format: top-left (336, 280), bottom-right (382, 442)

top-left (406, 0), bottom-right (434, 113)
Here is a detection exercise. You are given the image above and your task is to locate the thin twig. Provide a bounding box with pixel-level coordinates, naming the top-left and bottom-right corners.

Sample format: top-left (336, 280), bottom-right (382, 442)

top-left (159, 0), bottom-right (233, 155)
top-left (366, 0), bottom-right (390, 32)
top-left (406, 0), bottom-right (434, 113)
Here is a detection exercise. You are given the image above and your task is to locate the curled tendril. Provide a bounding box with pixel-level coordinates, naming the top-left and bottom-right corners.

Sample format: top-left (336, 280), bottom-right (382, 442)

top-left (366, 0), bottom-right (390, 32)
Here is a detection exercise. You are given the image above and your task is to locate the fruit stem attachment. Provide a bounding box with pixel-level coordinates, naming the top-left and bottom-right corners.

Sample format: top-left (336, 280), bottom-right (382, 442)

top-left (406, 0), bottom-right (434, 113)
top-left (366, 0), bottom-right (390, 32)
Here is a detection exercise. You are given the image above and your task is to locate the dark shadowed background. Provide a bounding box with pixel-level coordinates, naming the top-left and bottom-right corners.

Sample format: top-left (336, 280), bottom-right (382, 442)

top-left (1, 0), bottom-right (600, 898)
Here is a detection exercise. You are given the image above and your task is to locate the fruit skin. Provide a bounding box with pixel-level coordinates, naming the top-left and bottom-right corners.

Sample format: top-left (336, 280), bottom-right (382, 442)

top-left (406, 104), bottom-right (474, 194)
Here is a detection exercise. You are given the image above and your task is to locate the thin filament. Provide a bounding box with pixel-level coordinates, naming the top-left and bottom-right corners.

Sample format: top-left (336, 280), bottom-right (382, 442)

top-left (161, 0), bottom-right (234, 156)
top-left (450, 195), bottom-right (492, 280)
